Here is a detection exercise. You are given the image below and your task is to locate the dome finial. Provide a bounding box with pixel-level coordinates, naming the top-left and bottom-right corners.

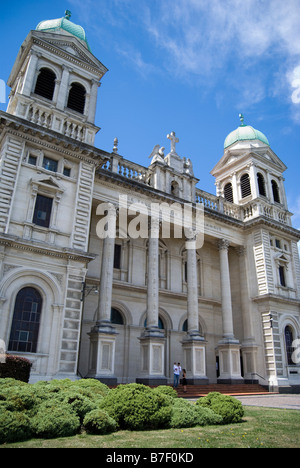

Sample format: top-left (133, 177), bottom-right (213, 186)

top-left (239, 113), bottom-right (245, 126)
top-left (65, 10), bottom-right (72, 20)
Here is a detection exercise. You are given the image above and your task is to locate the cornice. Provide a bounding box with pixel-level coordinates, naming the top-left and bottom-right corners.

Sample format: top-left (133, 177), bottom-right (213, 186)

top-left (243, 215), bottom-right (300, 240)
top-left (0, 233), bottom-right (95, 263)
top-left (252, 293), bottom-right (300, 308)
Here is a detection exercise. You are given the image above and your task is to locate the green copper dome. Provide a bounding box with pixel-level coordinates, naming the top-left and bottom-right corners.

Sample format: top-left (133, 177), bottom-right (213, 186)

top-left (36, 10), bottom-right (91, 52)
top-left (224, 114), bottom-right (269, 149)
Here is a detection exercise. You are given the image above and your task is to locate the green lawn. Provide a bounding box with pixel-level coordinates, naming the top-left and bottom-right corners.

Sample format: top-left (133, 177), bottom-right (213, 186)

top-left (1, 406), bottom-right (300, 449)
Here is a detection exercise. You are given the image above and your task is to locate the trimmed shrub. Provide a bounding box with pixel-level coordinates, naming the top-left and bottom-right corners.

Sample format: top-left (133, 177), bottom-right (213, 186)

top-left (0, 355), bottom-right (32, 383)
top-left (74, 378), bottom-right (110, 397)
top-left (31, 402), bottom-right (81, 439)
top-left (0, 411), bottom-right (32, 444)
top-left (83, 410), bottom-right (117, 435)
top-left (62, 392), bottom-right (99, 422)
top-left (153, 385), bottom-right (178, 401)
top-left (99, 383), bottom-right (172, 431)
top-left (169, 399), bottom-right (201, 428)
top-left (195, 406), bottom-right (223, 426)
top-left (0, 377), bottom-right (27, 389)
top-left (169, 399), bottom-right (222, 428)
top-left (196, 392), bottom-right (244, 424)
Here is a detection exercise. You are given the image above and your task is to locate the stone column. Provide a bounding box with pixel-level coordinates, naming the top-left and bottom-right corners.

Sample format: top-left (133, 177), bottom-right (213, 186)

top-left (88, 204), bottom-right (118, 384)
top-left (97, 206), bottom-right (117, 328)
top-left (217, 239), bottom-right (243, 384)
top-left (236, 247), bottom-right (258, 382)
top-left (56, 65), bottom-right (71, 111)
top-left (21, 50), bottom-right (39, 97)
top-left (137, 216), bottom-right (167, 385)
top-left (249, 163), bottom-right (259, 199)
top-left (145, 216), bottom-right (161, 334)
top-left (218, 239), bottom-right (235, 340)
top-left (186, 236), bottom-right (200, 338)
top-left (182, 234), bottom-right (208, 385)
top-left (87, 79), bottom-right (100, 123)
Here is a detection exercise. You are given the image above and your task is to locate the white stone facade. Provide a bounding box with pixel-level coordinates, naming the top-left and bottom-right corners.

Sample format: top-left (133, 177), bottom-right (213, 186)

top-left (0, 17), bottom-right (299, 391)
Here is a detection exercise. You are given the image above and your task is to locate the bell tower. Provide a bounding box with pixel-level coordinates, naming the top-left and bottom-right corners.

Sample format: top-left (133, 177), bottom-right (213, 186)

top-left (6, 10), bottom-right (108, 146)
top-left (211, 114), bottom-right (291, 225)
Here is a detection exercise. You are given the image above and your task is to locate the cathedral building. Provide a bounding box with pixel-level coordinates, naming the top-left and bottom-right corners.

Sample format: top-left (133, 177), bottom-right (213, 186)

top-left (0, 11), bottom-right (300, 392)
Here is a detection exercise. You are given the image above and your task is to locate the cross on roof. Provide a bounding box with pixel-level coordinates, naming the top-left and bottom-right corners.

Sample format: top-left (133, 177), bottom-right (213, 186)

top-left (167, 131), bottom-right (179, 154)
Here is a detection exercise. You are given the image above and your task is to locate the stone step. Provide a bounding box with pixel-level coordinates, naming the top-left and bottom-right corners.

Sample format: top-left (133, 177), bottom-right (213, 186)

top-left (173, 384), bottom-right (272, 398)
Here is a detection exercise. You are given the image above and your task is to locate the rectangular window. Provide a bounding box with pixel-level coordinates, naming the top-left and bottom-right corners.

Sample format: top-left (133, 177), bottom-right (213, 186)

top-left (28, 154), bottom-right (37, 166)
top-left (279, 265), bottom-right (286, 287)
top-left (114, 244), bottom-right (121, 269)
top-left (63, 167), bottom-right (71, 177)
top-left (43, 156), bottom-right (58, 172)
top-left (33, 194), bottom-right (53, 228)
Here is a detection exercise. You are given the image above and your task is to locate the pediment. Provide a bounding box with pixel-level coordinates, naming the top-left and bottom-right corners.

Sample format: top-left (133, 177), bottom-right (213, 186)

top-left (211, 147), bottom-right (287, 178)
top-left (32, 31), bottom-right (108, 76)
top-left (39, 177), bottom-right (60, 187)
top-left (31, 176), bottom-right (64, 192)
top-left (274, 253), bottom-right (289, 263)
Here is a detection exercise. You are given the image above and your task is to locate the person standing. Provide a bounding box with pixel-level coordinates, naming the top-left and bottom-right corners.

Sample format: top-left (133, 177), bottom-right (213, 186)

top-left (182, 368), bottom-right (187, 393)
top-left (173, 362), bottom-right (180, 388)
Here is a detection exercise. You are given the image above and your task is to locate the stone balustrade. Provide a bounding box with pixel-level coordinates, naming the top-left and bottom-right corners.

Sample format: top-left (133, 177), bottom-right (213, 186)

top-left (14, 96), bottom-right (97, 145)
top-left (99, 154), bottom-right (292, 228)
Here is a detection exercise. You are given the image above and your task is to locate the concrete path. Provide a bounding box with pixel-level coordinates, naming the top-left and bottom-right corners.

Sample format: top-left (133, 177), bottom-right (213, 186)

top-left (235, 394), bottom-right (300, 411)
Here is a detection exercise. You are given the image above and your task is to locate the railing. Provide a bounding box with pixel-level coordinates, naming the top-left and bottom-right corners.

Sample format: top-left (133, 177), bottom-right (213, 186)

top-left (99, 154), bottom-right (292, 227)
top-left (100, 153), bottom-right (148, 185)
top-left (14, 96), bottom-right (97, 145)
top-left (195, 189), bottom-right (241, 220)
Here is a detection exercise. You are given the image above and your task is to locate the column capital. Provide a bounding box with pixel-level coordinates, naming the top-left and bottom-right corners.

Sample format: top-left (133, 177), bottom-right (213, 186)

top-left (217, 238), bottom-right (230, 251)
top-left (236, 246), bottom-right (246, 257)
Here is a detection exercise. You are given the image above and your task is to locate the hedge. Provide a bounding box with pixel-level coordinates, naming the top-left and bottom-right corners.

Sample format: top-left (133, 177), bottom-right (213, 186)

top-left (0, 355), bottom-right (32, 382)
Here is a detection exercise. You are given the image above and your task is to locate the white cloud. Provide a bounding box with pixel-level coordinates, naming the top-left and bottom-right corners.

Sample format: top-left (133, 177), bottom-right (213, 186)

top-left (144, 0), bottom-right (300, 107)
top-left (289, 66), bottom-right (300, 104)
top-left (69, 0), bottom-right (300, 111)
top-left (145, 1), bottom-right (300, 69)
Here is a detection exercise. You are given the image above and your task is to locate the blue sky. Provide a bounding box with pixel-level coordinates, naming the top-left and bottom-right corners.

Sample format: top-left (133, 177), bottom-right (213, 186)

top-left (1, 0), bottom-right (300, 231)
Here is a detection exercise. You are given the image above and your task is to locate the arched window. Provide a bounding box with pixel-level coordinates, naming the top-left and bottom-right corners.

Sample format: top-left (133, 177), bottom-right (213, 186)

top-left (111, 308), bottom-right (124, 325)
top-left (285, 326), bottom-right (294, 365)
top-left (257, 173), bottom-right (266, 197)
top-left (240, 173), bottom-right (251, 198)
top-left (182, 319), bottom-right (203, 335)
top-left (224, 182), bottom-right (233, 203)
top-left (272, 180), bottom-right (281, 203)
top-left (34, 68), bottom-right (56, 101)
top-left (67, 82), bottom-right (86, 114)
top-left (171, 181), bottom-right (180, 197)
top-left (144, 317), bottom-right (165, 330)
top-left (8, 287), bottom-right (42, 353)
